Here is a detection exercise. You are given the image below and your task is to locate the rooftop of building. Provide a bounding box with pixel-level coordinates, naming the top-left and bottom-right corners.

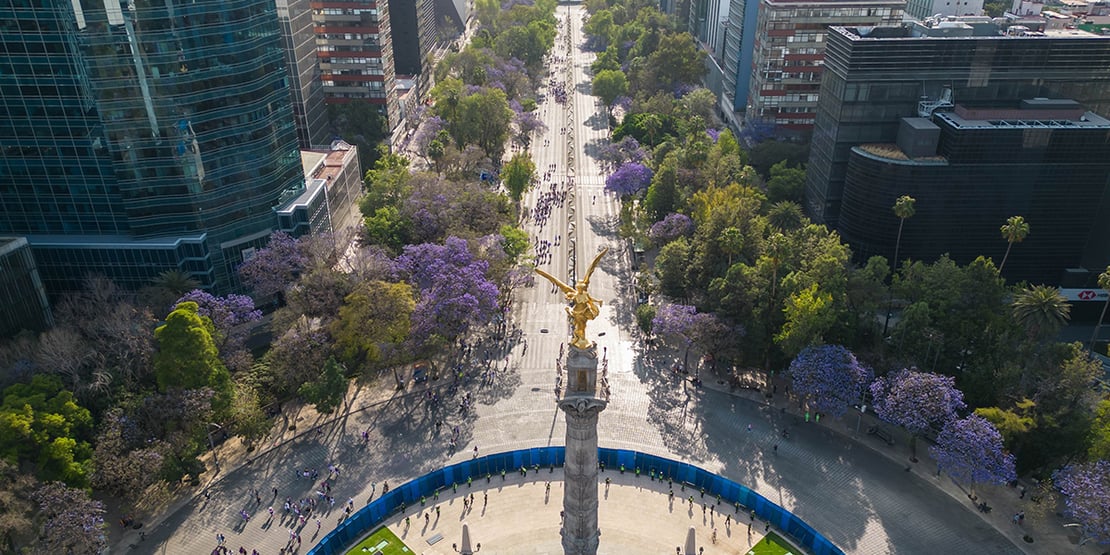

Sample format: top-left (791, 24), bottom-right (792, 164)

top-left (282, 141), bottom-right (359, 215)
top-left (935, 104), bottom-right (1110, 129)
top-left (837, 16), bottom-right (1108, 37)
top-left (854, 143), bottom-right (950, 164)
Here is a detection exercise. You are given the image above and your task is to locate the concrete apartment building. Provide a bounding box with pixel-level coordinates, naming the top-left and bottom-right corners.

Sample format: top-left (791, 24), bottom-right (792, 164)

top-left (745, 0), bottom-right (905, 134)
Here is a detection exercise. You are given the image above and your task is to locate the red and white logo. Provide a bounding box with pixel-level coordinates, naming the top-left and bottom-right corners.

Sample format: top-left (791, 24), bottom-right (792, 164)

top-left (1078, 290), bottom-right (1097, 300)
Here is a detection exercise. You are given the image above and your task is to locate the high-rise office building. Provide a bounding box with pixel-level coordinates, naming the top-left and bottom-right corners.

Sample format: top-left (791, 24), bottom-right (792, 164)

top-left (689, 0), bottom-right (729, 55)
top-left (278, 0), bottom-right (330, 148)
top-left (806, 22), bottom-right (1110, 227)
top-left (312, 0), bottom-right (400, 130)
top-left (0, 0), bottom-right (305, 295)
top-left (839, 100), bottom-right (1110, 285)
top-left (389, 0), bottom-right (435, 77)
top-left (722, 0), bottom-right (761, 112)
top-left (745, 0), bottom-right (904, 133)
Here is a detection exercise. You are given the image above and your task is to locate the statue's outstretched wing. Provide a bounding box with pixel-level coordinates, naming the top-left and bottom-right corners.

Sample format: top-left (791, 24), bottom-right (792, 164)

top-left (535, 268), bottom-right (574, 294)
top-left (582, 247), bottom-right (608, 287)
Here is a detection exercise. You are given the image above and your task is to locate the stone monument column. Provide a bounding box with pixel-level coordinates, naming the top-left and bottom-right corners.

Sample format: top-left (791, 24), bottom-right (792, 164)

top-left (559, 343), bottom-right (607, 555)
top-left (533, 249), bottom-right (610, 555)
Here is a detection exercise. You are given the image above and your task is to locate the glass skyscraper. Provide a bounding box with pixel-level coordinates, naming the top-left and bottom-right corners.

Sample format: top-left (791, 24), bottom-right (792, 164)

top-left (0, 0), bottom-right (304, 294)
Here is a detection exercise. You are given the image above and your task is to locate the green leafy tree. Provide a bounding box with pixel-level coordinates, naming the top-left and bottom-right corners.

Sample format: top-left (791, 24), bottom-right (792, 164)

top-left (361, 146), bottom-right (412, 212)
top-left (748, 140), bottom-right (809, 179)
top-left (644, 32), bottom-right (706, 92)
top-left (502, 153), bottom-right (536, 202)
top-left (592, 69), bottom-right (628, 116)
top-left (499, 225), bottom-right (530, 262)
top-left (765, 161), bottom-right (806, 204)
top-left (331, 281), bottom-right (415, 369)
top-left (454, 88), bottom-right (514, 162)
top-left (298, 357), bottom-right (349, 414)
top-left (975, 399), bottom-right (1036, 446)
top-left (229, 382), bottom-right (270, 448)
top-left (644, 153), bottom-right (680, 220)
top-left (635, 304), bottom-right (657, 334)
top-left (0, 375), bottom-right (92, 487)
top-left (475, 0), bottom-right (499, 27)
top-left (153, 302), bottom-right (232, 412)
top-left (1089, 398), bottom-right (1110, 461)
top-left (998, 215), bottom-right (1030, 275)
top-left (655, 237), bottom-right (691, 298)
top-left (430, 77), bottom-right (465, 123)
top-left (775, 283), bottom-right (836, 358)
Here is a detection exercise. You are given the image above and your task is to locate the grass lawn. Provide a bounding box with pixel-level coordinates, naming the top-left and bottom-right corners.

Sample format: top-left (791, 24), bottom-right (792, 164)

top-left (345, 526), bottom-right (413, 555)
top-left (746, 531), bottom-right (798, 555)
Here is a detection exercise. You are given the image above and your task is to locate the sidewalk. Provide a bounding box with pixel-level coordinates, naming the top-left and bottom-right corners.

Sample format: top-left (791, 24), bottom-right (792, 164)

top-left (695, 367), bottom-right (1099, 555)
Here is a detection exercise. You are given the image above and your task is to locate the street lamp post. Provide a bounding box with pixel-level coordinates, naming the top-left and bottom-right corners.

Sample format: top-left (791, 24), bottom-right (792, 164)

top-left (207, 422), bottom-right (223, 469)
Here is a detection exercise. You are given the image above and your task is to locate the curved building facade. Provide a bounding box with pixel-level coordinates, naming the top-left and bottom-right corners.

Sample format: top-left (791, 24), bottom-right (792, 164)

top-left (0, 0), bottom-right (303, 293)
top-left (840, 105), bottom-right (1110, 285)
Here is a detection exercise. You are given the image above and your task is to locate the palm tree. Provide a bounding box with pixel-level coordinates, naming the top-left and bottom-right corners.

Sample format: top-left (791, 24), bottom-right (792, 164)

top-left (1012, 284), bottom-right (1071, 341)
top-left (640, 113), bottom-right (662, 146)
top-left (998, 215), bottom-right (1030, 275)
top-left (1088, 266), bottom-right (1110, 357)
top-left (151, 269), bottom-right (200, 297)
top-left (883, 195), bottom-right (915, 336)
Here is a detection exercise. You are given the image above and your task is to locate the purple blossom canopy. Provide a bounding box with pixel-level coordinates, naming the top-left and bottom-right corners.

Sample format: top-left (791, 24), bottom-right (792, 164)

top-left (869, 368), bottom-right (965, 436)
top-left (596, 136), bottom-right (646, 173)
top-left (174, 290), bottom-right (262, 337)
top-left (604, 162), bottom-right (653, 197)
top-left (930, 414), bottom-right (1016, 486)
top-left (237, 231), bottom-right (308, 298)
top-left (1055, 460), bottom-right (1110, 544)
top-left (394, 236), bottom-right (501, 345)
top-left (788, 344), bottom-right (873, 417)
top-left (652, 304), bottom-right (699, 347)
top-left (649, 213), bottom-right (694, 244)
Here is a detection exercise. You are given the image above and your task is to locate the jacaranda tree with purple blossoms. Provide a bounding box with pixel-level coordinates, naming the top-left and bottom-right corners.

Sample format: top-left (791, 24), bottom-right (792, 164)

top-left (238, 231), bottom-right (308, 299)
top-left (395, 237), bottom-right (501, 349)
top-left (649, 213), bottom-right (694, 245)
top-left (605, 162), bottom-right (653, 198)
top-left (596, 135), bottom-right (647, 173)
top-left (174, 290), bottom-right (262, 348)
top-left (1055, 460), bottom-right (1110, 545)
top-left (930, 414), bottom-right (1016, 494)
top-left (788, 344), bottom-right (872, 418)
top-left (870, 368), bottom-right (966, 461)
top-left (651, 304), bottom-right (728, 372)
top-left (33, 481), bottom-right (106, 555)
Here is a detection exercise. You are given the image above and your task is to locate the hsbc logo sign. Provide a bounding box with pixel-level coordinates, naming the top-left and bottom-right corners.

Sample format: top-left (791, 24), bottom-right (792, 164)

top-left (1062, 288), bottom-right (1109, 302)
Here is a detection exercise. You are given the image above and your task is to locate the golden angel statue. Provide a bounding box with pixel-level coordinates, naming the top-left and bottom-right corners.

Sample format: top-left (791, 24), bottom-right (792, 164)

top-left (535, 247), bottom-right (608, 350)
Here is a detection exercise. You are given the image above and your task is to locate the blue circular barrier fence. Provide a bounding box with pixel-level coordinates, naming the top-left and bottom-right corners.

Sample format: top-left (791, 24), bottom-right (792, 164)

top-left (307, 447), bottom-right (843, 555)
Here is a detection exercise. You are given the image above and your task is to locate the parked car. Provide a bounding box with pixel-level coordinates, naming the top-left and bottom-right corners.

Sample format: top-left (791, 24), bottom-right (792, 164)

top-left (413, 362), bottom-right (430, 383)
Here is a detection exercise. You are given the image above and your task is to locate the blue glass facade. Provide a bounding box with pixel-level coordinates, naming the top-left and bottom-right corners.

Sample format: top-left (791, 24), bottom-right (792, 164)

top-left (0, 0), bottom-right (303, 294)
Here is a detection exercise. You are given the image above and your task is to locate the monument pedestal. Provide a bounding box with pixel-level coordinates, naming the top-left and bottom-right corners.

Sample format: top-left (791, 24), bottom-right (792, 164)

top-left (558, 343), bottom-right (607, 555)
